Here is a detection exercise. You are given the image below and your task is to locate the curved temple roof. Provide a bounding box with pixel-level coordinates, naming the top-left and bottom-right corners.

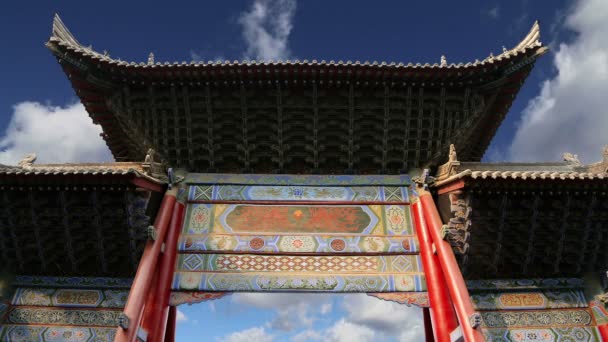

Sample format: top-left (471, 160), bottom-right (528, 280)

top-left (46, 15), bottom-right (547, 173)
top-left (48, 14), bottom-right (545, 71)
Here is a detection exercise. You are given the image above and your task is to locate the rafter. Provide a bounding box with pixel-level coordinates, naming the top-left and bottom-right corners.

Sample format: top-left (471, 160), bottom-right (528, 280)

top-left (58, 191), bottom-right (78, 273)
top-left (90, 191), bottom-right (108, 274)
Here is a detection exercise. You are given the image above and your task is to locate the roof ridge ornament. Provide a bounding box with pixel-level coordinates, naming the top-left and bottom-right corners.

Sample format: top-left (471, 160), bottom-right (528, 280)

top-left (562, 152), bottom-right (582, 166)
top-left (440, 55), bottom-right (447, 67)
top-left (51, 14), bottom-right (81, 47)
top-left (18, 153), bottom-right (37, 169)
top-left (148, 52), bottom-right (155, 65)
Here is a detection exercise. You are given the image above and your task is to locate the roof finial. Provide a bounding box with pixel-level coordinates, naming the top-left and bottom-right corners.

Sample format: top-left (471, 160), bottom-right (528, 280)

top-left (18, 153), bottom-right (37, 169)
top-left (502, 46), bottom-right (507, 53)
top-left (440, 55), bottom-right (447, 67)
top-left (562, 152), bottom-right (581, 166)
top-left (148, 52), bottom-right (155, 65)
top-left (448, 144), bottom-right (458, 163)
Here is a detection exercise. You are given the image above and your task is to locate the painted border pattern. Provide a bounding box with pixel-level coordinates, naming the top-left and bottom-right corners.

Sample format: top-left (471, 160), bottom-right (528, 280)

top-left (471, 290), bottom-right (588, 310)
top-left (176, 254), bottom-right (422, 273)
top-left (188, 185), bottom-right (409, 203)
top-left (179, 234), bottom-right (419, 254)
top-left (186, 173), bottom-right (411, 186)
top-left (6, 307), bottom-right (122, 327)
top-left (367, 292), bottom-right (430, 308)
top-left (480, 309), bottom-right (594, 328)
top-left (482, 327), bottom-right (600, 342)
top-left (11, 288), bottom-right (128, 308)
top-left (169, 292), bottom-right (230, 306)
top-left (172, 272), bottom-right (426, 292)
top-left (0, 325), bottom-right (116, 342)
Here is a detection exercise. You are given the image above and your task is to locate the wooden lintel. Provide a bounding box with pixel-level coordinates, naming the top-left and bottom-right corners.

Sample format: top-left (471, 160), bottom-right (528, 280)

top-left (131, 177), bottom-right (165, 193)
top-left (437, 179), bottom-right (466, 195)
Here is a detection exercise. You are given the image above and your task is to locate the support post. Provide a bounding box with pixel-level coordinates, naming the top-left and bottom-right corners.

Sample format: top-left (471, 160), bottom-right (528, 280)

top-left (413, 201), bottom-right (458, 342)
top-left (115, 188), bottom-right (177, 342)
top-left (165, 306), bottom-right (177, 342)
top-left (142, 201), bottom-right (185, 341)
top-left (422, 308), bottom-right (435, 342)
top-left (598, 324), bottom-right (608, 341)
top-left (418, 189), bottom-right (485, 342)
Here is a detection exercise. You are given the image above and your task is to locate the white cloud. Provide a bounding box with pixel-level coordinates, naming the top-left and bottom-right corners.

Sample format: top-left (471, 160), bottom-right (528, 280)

top-left (176, 309), bottom-right (188, 323)
top-left (325, 319), bottom-right (376, 342)
top-left (238, 0), bottom-right (297, 60)
top-left (0, 102), bottom-right (113, 165)
top-left (231, 293), bottom-right (332, 332)
top-left (341, 294), bottom-right (424, 340)
top-left (292, 330), bottom-right (322, 342)
top-left (218, 326), bottom-right (274, 342)
top-left (508, 0), bottom-right (608, 163)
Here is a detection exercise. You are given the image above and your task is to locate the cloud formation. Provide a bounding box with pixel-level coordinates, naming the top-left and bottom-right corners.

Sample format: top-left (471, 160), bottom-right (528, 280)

top-left (176, 309), bottom-right (188, 323)
top-left (508, 0), bottom-right (608, 163)
top-left (231, 293), bottom-right (331, 332)
top-left (0, 102), bottom-right (113, 165)
top-left (239, 0), bottom-right (297, 60)
top-left (218, 327), bottom-right (274, 342)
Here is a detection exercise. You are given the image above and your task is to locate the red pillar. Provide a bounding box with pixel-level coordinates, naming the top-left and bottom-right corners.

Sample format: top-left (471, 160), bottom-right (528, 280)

top-left (142, 202), bottom-right (185, 342)
top-left (419, 190), bottom-right (485, 342)
top-left (412, 201), bottom-right (458, 342)
top-left (598, 324), bottom-right (608, 341)
top-left (115, 188), bottom-right (177, 342)
top-left (164, 306), bottom-right (177, 342)
top-left (422, 308), bottom-right (435, 342)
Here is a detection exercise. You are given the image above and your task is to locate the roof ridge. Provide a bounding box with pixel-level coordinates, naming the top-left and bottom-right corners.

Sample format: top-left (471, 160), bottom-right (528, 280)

top-left (47, 15), bottom-right (545, 69)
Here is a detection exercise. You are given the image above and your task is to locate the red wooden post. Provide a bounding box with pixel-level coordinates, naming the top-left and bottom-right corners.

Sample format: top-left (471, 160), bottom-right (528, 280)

top-left (164, 306), bottom-right (177, 342)
top-left (142, 201), bottom-right (185, 341)
top-left (598, 324), bottom-right (608, 341)
top-left (115, 188), bottom-right (177, 342)
top-left (422, 307), bottom-right (435, 342)
top-left (412, 201), bottom-right (458, 342)
top-left (419, 190), bottom-right (485, 342)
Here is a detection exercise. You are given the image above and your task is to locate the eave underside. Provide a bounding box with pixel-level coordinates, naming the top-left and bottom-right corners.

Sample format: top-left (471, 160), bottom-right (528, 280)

top-left (0, 187), bottom-right (152, 278)
top-left (438, 179), bottom-right (608, 279)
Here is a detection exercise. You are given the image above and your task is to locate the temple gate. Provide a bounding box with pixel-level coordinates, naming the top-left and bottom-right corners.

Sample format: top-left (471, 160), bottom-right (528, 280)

top-left (0, 15), bottom-right (607, 342)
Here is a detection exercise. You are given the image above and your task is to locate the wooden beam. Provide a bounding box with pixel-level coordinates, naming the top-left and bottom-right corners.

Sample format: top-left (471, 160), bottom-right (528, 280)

top-left (522, 193), bottom-right (540, 274)
top-left (90, 191), bottom-right (108, 274)
top-left (182, 86), bottom-right (194, 170)
top-left (205, 84), bottom-right (215, 170)
top-left (131, 177), bottom-right (165, 193)
top-left (312, 82), bottom-right (319, 170)
top-left (3, 192), bottom-right (23, 271)
top-left (276, 82), bottom-right (284, 172)
top-left (240, 84), bottom-right (250, 171)
top-left (492, 193), bottom-right (509, 271)
top-left (554, 192), bottom-right (571, 273)
top-left (436, 180), bottom-right (466, 195)
top-left (28, 192), bottom-right (47, 273)
top-left (58, 191), bottom-right (78, 273)
top-left (382, 85), bottom-right (389, 172)
top-left (402, 86), bottom-right (412, 171)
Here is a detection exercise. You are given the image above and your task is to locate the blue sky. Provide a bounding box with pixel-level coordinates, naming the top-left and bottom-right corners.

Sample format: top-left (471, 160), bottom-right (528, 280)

top-left (2, 0), bottom-right (608, 341)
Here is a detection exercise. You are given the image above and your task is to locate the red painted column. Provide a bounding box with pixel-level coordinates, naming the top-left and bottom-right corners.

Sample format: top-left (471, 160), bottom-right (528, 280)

top-left (598, 324), bottom-right (608, 341)
top-left (142, 201), bottom-right (185, 341)
top-left (164, 306), bottom-right (177, 342)
top-left (422, 308), bottom-right (435, 342)
top-left (115, 188), bottom-right (177, 342)
top-left (412, 201), bottom-right (458, 342)
top-left (419, 190), bottom-right (485, 342)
